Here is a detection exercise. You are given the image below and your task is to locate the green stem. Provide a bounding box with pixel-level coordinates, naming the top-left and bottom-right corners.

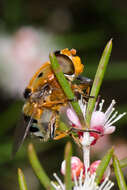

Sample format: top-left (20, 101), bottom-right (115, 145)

top-left (120, 157), bottom-right (127, 168)
top-left (113, 154), bottom-right (127, 190)
top-left (86, 39), bottom-right (112, 127)
top-left (95, 147), bottom-right (114, 184)
top-left (18, 168), bottom-right (28, 190)
top-left (64, 142), bottom-right (72, 190)
top-left (28, 143), bottom-right (55, 190)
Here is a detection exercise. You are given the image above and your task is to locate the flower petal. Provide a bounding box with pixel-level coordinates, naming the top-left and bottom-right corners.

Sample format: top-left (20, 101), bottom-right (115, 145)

top-left (104, 126), bottom-right (116, 135)
top-left (66, 108), bottom-right (82, 128)
top-left (91, 111), bottom-right (105, 128)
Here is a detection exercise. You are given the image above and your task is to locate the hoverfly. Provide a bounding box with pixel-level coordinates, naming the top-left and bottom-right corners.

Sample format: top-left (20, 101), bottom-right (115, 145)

top-left (13, 48), bottom-right (93, 155)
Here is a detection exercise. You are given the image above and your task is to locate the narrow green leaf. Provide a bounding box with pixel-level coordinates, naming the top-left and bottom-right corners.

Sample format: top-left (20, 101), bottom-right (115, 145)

top-left (113, 154), bottom-right (127, 190)
top-left (18, 168), bottom-right (28, 190)
top-left (64, 142), bottom-right (72, 190)
top-left (95, 147), bottom-right (114, 184)
top-left (120, 157), bottom-right (127, 168)
top-left (49, 53), bottom-right (85, 127)
top-left (86, 39), bottom-right (112, 127)
top-left (28, 143), bottom-right (55, 190)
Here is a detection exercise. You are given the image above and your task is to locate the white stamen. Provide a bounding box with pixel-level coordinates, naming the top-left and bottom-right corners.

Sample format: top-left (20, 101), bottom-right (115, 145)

top-left (90, 172), bottom-right (96, 187)
top-left (103, 182), bottom-right (113, 190)
top-left (99, 99), bottom-right (105, 111)
top-left (107, 112), bottom-right (126, 127)
top-left (99, 177), bottom-right (108, 189)
top-left (53, 173), bottom-right (64, 190)
top-left (104, 108), bottom-right (115, 123)
top-left (51, 181), bottom-right (61, 190)
top-left (104, 182), bottom-right (113, 190)
top-left (89, 99), bottom-right (126, 135)
top-left (105, 100), bottom-right (116, 118)
top-left (79, 169), bottom-right (83, 187)
top-left (73, 171), bottom-right (78, 188)
top-left (74, 173), bottom-right (79, 190)
top-left (105, 111), bottom-right (118, 126)
top-left (99, 177), bottom-right (114, 190)
top-left (104, 182), bottom-right (114, 190)
top-left (83, 173), bottom-right (97, 189)
top-left (52, 172), bottom-right (114, 190)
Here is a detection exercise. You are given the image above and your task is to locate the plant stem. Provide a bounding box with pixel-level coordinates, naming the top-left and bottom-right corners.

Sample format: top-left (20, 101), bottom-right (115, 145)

top-left (64, 142), bottom-right (72, 190)
top-left (18, 168), bottom-right (28, 190)
top-left (95, 147), bottom-right (114, 184)
top-left (113, 154), bottom-right (127, 190)
top-left (28, 143), bottom-right (55, 190)
top-left (86, 39), bottom-right (112, 127)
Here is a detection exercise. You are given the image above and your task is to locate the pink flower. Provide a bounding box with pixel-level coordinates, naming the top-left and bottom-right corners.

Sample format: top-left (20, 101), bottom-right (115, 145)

top-left (52, 158), bottom-right (113, 190)
top-left (66, 108), bottom-right (82, 129)
top-left (61, 156), bottom-right (84, 180)
top-left (90, 100), bottom-right (126, 144)
top-left (89, 160), bottom-right (101, 175)
top-left (66, 99), bottom-right (126, 145)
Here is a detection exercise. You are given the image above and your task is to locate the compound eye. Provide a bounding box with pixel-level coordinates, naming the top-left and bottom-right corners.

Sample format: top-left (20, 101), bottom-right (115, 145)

top-left (23, 88), bottom-right (32, 99)
top-left (55, 54), bottom-right (75, 75)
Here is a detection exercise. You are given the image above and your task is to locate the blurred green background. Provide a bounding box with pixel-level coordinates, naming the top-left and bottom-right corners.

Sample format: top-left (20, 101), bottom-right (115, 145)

top-left (0, 0), bottom-right (127, 189)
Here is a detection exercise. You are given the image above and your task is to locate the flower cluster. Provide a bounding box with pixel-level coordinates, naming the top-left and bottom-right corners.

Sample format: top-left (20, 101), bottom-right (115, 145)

top-left (51, 172), bottom-right (114, 190)
top-left (67, 98), bottom-right (126, 145)
top-left (51, 98), bottom-right (126, 190)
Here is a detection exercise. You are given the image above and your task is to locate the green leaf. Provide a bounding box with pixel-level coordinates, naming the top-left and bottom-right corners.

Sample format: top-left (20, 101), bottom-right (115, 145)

top-left (49, 53), bottom-right (85, 128)
top-left (120, 157), bottom-right (127, 168)
top-left (113, 154), bottom-right (127, 190)
top-left (28, 143), bottom-right (55, 190)
top-left (18, 168), bottom-right (28, 190)
top-left (64, 142), bottom-right (72, 190)
top-left (86, 39), bottom-right (112, 127)
top-left (95, 147), bottom-right (114, 184)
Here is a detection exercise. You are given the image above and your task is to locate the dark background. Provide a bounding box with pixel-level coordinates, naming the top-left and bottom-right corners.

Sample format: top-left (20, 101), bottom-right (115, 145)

top-left (0, 0), bottom-right (127, 189)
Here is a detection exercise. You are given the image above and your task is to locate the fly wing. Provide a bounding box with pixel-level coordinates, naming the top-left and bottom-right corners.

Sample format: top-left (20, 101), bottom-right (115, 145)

top-left (12, 115), bottom-right (33, 157)
top-left (37, 109), bottom-right (53, 141)
top-left (76, 75), bottom-right (93, 85)
top-left (59, 105), bottom-right (72, 129)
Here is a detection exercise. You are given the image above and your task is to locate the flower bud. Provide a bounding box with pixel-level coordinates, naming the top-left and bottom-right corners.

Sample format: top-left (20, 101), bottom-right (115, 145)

top-left (89, 160), bottom-right (101, 175)
top-left (61, 156), bottom-right (84, 180)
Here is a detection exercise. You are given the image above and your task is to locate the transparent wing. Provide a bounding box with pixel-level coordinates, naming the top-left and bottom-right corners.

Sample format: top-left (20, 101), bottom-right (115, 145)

top-left (59, 105), bottom-right (72, 128)
top-left (76, 75), bottom-right (93, 85)
top-left (37, 109), bottom-right (53, 141)
top-left (12, 115), bottom-right (33, 157)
